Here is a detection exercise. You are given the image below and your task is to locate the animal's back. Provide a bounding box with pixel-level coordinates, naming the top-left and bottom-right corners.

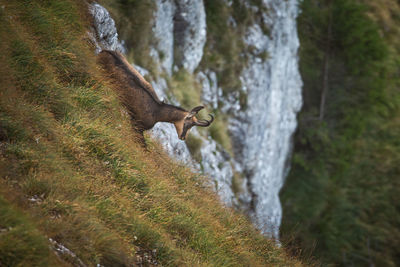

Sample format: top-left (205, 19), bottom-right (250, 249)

top-left (98, 50), bottom-right (161, 130)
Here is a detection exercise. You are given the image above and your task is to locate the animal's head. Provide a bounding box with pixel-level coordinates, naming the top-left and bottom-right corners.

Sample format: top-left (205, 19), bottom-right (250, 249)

top-left (174, 106), bottom-right (214, 140)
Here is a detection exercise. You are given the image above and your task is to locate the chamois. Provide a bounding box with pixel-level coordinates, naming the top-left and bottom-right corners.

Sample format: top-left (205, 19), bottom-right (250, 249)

top-left (98, 50), bottom-right (214, 143)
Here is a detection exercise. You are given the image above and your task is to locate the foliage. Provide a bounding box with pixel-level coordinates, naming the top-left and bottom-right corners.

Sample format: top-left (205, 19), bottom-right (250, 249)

top-left (0, 0), bottom-right (302, 266)
top-left (185, 134), bottom-right (203, 162)
top-left (209, 113), bottom-right (233, 155)
top-left (280, 0), bottom-right (400, 266)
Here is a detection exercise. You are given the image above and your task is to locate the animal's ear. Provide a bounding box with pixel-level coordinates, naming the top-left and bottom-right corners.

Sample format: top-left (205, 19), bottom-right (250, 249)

top-left (190, 106), bottom-right (204, 115)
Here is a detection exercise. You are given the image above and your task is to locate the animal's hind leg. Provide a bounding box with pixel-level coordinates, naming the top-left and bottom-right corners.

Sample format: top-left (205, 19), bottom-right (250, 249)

top-left (136, 129), bottom-right (148, 149)
top-left (130, 120), bottom-right (148, 149)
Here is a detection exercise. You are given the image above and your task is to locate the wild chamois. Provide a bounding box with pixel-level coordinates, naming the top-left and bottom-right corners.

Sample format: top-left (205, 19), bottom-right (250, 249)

top-left (98, 50), bottom-right (213, 142)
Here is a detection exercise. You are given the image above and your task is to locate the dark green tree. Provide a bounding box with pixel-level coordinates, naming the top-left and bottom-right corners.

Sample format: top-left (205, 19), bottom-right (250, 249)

top-left (281, 0), bottom-right (400, 266)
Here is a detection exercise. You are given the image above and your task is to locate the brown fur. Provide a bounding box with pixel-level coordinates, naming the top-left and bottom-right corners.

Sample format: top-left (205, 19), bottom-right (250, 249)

top-left (97, 50), bottom-right (213, 141)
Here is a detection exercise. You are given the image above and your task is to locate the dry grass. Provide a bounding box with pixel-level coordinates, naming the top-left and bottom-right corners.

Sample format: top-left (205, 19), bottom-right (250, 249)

top-left (0, 0), bottom-right (303, 266)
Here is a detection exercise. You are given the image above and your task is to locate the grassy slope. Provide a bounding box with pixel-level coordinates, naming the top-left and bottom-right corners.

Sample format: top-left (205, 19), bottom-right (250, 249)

top-left (0, 1), bottom-right (302, 266)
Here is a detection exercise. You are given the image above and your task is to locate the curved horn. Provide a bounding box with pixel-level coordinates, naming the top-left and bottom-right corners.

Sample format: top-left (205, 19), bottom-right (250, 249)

top-left (190, 106), bottom-right (204, 115)
top-left (195, 114), bottom-right (214, 127)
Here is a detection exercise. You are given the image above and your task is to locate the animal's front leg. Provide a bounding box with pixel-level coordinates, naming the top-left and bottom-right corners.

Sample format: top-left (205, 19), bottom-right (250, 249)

top-left (135, 129), bottom-right (148, 149)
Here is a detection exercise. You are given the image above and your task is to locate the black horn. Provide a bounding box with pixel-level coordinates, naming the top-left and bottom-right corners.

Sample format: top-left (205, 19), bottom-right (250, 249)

top-left (190, 106), bottom-right (204, 114)
top-left (195, 114), bottom-right (214, 127)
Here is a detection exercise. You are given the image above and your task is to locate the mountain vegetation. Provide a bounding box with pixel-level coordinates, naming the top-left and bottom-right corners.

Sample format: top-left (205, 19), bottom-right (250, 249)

top-left (0, 0), bottom-right (302, 266)
top-left (281, 0), bottom-right (400, 266)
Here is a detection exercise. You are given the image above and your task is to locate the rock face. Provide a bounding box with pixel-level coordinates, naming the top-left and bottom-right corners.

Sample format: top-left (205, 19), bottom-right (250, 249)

top-left (151, 0), bottom-right (175, 74)
top-left (231, 0), bottom-right (303, 238)
top-left (197, 71), bottom-right (221, 110)
top-left (173, 0), bottom-right (207, 73)
top-left (88, 3), bottom-right (125, 53)
top-left (89, 0), bottom-right (302, 240)
top-left (152, 0), bottom-right (206, 74)
top-left (150, 0), bottom-right (234, 201)
top-left (149, 78), bottom-right (195, 167)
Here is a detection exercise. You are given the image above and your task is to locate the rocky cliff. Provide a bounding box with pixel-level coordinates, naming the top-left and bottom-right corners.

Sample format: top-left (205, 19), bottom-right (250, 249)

top-left (90, 0), bottom-right (302, 239)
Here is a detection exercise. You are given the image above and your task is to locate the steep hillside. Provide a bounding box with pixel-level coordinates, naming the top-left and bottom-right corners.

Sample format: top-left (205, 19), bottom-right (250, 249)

top-left (97, 0), bottom-right (303, 240)
top-left (0, 0), bottom-right (302, 266)
top-left (281, 0), bottom-right (400, 266)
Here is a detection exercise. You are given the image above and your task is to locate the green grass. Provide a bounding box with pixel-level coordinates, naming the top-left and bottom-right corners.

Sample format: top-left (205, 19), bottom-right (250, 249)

top-left (0, 0), bottom-right (302, 266)
top-left (168, 69), bottom-right (203, 110)
top-left (185, 134), bottom-right (203, 162)
top-left (0, 196), bottom-right (59, 267)
top-left (209, 114), bottom-right (233, 155)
